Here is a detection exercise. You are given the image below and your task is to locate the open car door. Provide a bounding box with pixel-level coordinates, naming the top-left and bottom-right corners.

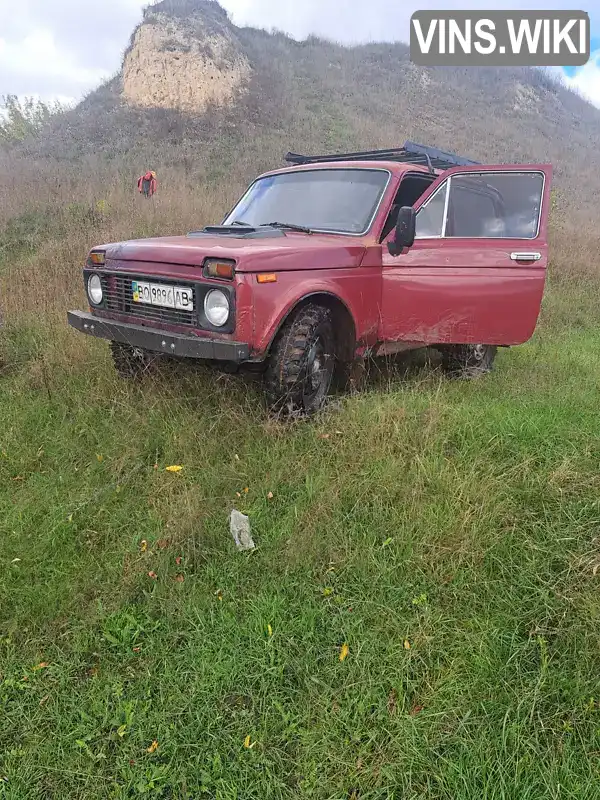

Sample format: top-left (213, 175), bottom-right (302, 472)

top-left (381, 163), bottom-right (553, 346)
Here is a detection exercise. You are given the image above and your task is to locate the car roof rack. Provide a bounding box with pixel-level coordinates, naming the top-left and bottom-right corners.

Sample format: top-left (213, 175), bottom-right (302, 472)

top-left (284, 141), bottom-right (480, 173)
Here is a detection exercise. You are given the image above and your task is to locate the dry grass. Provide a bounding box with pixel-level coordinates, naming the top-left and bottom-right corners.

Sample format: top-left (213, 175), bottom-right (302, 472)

top-left (5, 0), bottom-right (600, 224)
top-left (0, 158), bottom-right (239, 330)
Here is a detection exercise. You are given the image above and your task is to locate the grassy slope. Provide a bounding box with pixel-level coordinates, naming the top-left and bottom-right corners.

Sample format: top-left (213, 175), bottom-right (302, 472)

top-left (1, 275), bottom-right (600, 798)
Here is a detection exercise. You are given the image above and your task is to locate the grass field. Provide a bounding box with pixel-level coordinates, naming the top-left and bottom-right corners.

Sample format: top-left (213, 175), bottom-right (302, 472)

top-left (1, 268), bottom-right (600, 798)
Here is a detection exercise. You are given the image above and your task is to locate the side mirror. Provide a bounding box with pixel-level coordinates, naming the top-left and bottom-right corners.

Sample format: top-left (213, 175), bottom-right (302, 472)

top-left (387, 206), bottom-right (416, 257)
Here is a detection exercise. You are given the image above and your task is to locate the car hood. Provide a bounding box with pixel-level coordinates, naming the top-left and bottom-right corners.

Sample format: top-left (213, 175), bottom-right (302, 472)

top-left (101, 232), bottom-right (369, 272)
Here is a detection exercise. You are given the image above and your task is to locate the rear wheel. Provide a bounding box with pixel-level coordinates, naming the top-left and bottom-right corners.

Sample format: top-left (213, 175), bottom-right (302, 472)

top-left (440, 344), bottom-right (497, 378)
top-left (110, 341), bottom-right (158, 378)
top-left (265, 304), bottom-right (336, 415)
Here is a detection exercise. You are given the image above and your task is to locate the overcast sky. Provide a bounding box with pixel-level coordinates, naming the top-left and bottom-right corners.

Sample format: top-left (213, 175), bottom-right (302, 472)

top-left (0, 0), bottom-right (598, 107)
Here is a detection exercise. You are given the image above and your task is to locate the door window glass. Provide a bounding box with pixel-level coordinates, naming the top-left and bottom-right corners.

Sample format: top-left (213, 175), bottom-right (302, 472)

top-left (447, 172), bottom-right (544, 239)
top-left (415, 183), bottom-right (447, 238)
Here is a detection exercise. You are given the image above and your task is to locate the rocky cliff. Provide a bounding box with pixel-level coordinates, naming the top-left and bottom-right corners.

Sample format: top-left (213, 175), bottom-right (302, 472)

top-left (122, 1), bottom-right (251, 112)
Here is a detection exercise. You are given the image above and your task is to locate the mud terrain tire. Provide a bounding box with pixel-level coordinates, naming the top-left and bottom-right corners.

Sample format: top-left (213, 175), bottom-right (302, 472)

top-left (265, 304), bottom-right (336, 415)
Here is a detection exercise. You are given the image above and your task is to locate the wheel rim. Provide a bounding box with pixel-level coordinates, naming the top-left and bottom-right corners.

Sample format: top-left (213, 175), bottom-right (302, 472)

top-left (302, 336), bottom-right (332, 408)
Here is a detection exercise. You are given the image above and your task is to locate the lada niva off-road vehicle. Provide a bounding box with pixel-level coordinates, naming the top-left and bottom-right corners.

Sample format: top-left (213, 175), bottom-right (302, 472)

top-left (68, 142), bottom-right (552, 413)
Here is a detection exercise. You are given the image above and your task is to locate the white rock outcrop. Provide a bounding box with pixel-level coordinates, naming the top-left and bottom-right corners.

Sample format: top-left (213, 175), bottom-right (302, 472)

top-left (122, 13), bottom-right (251, 112)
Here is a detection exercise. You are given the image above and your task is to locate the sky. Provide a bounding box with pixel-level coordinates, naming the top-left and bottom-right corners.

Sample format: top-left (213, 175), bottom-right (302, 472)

top-left (0, 0), bottom-right (598, 108)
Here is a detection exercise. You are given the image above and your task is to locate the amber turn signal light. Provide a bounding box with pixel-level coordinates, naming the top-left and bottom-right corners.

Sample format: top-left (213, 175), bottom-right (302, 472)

top-left (88, 251), bottom-right (105, 266)
top-left (257, 273), bottom-right (277, 284)
top-left (204, 259), bottom-right (235, 280)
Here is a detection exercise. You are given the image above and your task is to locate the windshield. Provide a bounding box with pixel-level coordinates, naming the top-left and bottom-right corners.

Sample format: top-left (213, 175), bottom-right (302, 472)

top-left (223, 169), bottom-right (390, 234)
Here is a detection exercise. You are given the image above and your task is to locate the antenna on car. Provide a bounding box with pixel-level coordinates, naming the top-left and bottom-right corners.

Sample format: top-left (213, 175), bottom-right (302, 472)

top-left (285, 141), bottom-right (480, 173)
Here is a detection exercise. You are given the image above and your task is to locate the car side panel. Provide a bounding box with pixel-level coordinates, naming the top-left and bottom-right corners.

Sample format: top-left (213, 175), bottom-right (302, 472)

top-left (380, 238), bottom-right (547, 344)
top-left (249, 268), bottom-right (381, 358)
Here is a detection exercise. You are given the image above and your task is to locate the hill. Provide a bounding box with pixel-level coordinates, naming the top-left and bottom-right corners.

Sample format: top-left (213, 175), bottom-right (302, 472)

top-left (4, 0), bottom-right (600, 229)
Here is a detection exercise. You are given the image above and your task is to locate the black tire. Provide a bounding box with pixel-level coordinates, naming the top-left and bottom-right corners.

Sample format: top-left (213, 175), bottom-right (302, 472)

top-left (265, 304), bottom-right (336, 415)
top-left (110, 341), bottom-right (158, 379)
top-left (440, 344), bottom-right (497, 378)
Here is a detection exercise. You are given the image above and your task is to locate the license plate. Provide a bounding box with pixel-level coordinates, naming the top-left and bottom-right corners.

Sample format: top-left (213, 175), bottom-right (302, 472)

top-left (131, 281), bottom-right (194, 311)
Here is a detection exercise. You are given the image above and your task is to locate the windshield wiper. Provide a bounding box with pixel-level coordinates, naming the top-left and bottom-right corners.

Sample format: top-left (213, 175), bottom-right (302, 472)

top-left (230, 220), bottom-right (252, 226)
top-left (263, 221), bottom-right (312, 234)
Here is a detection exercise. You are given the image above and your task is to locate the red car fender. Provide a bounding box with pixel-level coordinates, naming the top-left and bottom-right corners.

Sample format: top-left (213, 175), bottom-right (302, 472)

top-left (249, 269), bottom-right (379, 359)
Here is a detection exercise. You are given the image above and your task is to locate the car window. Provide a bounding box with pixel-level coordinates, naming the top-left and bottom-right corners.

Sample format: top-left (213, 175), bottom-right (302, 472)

top-left (381, 174), bottom-right (435, 240)
top-left (415, 183), bottom-right (447, 238)
top-left (448, 185), bottom-right (498, 237)
top-left (223, 169), bottom-right (390, 234)
top-left (447, 172), bottom-right (544, 239)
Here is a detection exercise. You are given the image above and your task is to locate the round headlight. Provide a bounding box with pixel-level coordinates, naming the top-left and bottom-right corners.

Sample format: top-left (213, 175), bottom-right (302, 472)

top-left (204, 289), bottom-right (229, 327)
top-left (88, 274), bottom-right (103, 305)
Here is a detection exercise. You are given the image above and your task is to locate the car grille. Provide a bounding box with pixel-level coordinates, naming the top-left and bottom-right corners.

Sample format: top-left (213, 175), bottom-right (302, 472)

top-left (100, 274), bottom-right (196, 327)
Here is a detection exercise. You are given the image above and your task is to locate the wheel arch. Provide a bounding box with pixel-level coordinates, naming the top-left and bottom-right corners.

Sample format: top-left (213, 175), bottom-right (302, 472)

top-left (266, 292), bottom-right (357, 362)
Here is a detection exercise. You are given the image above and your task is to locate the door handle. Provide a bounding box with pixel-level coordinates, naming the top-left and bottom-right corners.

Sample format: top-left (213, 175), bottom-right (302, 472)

top-left (510, 252), bottom-right (541, 262)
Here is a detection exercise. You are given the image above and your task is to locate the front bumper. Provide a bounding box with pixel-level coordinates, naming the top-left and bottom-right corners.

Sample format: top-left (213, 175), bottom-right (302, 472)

top-left (67, 311), bottom-right (250, 362)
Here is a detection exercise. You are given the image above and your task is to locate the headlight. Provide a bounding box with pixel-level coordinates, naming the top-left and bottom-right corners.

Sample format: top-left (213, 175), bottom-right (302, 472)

top-left (204, 289), bottom-right (230, 327)
top-left (88, 273), bottom-right (103, 305)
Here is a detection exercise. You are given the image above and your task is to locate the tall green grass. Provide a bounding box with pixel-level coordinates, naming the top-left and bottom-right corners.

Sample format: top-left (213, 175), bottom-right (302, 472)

top-left (1, 285), bottom-right (600, 796)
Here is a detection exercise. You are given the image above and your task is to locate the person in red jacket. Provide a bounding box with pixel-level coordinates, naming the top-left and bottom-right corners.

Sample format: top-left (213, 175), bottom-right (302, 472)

top-left (138, 171), bottom-right (157, 198)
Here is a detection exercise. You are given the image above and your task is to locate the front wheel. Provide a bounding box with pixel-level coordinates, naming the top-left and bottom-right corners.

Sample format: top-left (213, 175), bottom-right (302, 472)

top-left (265, 304), bottom-right (336, 415)
top-left (440, 344), bottom-right (497, 378)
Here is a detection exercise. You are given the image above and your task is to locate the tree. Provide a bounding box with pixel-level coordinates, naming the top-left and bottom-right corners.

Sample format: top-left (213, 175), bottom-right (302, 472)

top-left (0, 95), bottom-right (66, 144)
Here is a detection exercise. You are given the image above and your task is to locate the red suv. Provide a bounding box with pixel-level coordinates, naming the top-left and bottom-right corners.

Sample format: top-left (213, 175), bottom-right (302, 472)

top-left (68, 142), bottom-right (552, 413)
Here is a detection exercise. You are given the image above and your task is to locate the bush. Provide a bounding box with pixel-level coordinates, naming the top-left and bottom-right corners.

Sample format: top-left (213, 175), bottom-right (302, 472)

top-left (0, 95), bottom-right (67, 145)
